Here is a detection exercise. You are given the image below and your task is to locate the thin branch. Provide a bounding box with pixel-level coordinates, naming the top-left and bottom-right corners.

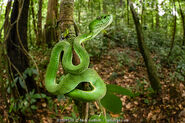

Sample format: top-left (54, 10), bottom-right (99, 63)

top-left (84, 102), bottom-right (89, 123)
top-left (6, 55), bottom-right (28, 94)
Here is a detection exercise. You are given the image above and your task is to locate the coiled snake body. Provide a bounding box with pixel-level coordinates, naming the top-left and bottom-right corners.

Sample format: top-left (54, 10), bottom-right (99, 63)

top-left (45, 15), bottom-right (113, 101)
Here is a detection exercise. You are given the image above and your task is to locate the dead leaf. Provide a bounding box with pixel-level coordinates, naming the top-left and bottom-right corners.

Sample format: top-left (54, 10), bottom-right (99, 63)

top-left (42, 103), bottom-right (47, 108)
top-left (134, 101), bottom-right (138, 105)
top-left (147, 112), bottom-right (153, 119)
top-left (179, 83), bottom-right (184, 92)
top-left (126, 103), bottom-right (132, 109)
top-left (179, 109), bottom-right (185, 118)
top-left (152, 114), bottom-right (157, 120)
top-left (110, 113), bottom-right (120, 118)
top-left (182, 92), bottom-right (185, 97)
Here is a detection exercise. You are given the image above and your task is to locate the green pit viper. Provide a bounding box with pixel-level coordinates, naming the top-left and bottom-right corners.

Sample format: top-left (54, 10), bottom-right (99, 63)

top-left (45, 15), bottom-right (113, 101)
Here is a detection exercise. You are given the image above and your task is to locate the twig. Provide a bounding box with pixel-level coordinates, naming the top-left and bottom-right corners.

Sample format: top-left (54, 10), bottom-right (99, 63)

top-left (94, 101), bottom-right (100, 110)
top-left (97, 100), bottom-right (107, 121)
top-left (84, 102), bottom-right (89, 123)
top-left (6, 55), bottom-right (29, 93)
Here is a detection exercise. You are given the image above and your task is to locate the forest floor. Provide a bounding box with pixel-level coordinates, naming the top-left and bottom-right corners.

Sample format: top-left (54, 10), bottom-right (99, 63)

top-left (0, 46), bottom-right (185, 123)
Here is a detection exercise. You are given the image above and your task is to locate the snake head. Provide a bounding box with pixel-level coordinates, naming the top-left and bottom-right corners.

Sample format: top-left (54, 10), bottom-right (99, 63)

top-left (89, 14), bottom-right (113, 38)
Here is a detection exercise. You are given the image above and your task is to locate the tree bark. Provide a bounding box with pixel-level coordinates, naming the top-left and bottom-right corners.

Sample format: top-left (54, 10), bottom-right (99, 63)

top-left (0, 0), bottom-right (12, 103)
top-left (141, 0), bottom-right (145, 26)
top-left (103, 0), bottom-right (107, 14)
top-left (151, 1), bottom-right (154, 29)
top-left (168, 0), bottom-right (177, 58)
top-left (45, 0), bottom-right (58, 48)
top-left (0, 0), bottom-right (12, 115)
top-left (165, 14), bottom-right (168, 39)
top-left (113, 0), bottom-right (117, 29)
top-left (177, 0), bottom-right (185, 46)
top-left (127, 0), bottom-right (130, 25)
top-left (155, 0), bottom-right (160, 28)
top-left (6, 0), bottom-right (37, 96)
top-left (59, 0), bottom-right (88, 119)
top-left (36, 0), bottom-right (43, 46)
top-left (130, 2), bottom-right (161, 92)
top-left (77, 0), bottom-right (81, 24)
top-left (30, 0), bottom-right (37, 41)
top-left (0, 0), bottom-right (12, 39)
top-left (0, 0), bottom-right (12, 110)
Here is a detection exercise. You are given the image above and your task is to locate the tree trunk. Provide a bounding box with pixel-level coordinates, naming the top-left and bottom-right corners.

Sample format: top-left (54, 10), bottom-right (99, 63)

top-left (151, 1), bottom-right (154, 29)
top-left (36, 0), bottom-right (43, 46)
top-left (6, 0), bottom-right (37, 96)
top-left (121, 0), bottom-right (125, 24)
top-left (45, 0), bottom-right (58, 48)
top-left (28, 9), bottom-right (33, 45)
top-left (165, 14), bottom-right (168, 39)
top-left (177, 0), bottom-right (185, 46)
top-left (77, 0), bottom-right (81, 24)
top-left (126, 0), bottom-right (130, 25)
top-left (0, 0), bottom-right (12, 110)
top-left (0, 0), bottom-right (12, 115)
top-left (155, 0), bottom-right (160, 28)
top-left (130, 2), bottom-right (161, 92)
top-left (103, 0), bottom-right (107, 14)
top-left (113, 0), bottom-right (117, 29)
top-left (0, 0), bottom-right (11, 39)
top-left (168, 0), bottom-right (177, 58)
top-left (30, 0), bottom-right (37, 41)
top-left (141, 0), bottom-right (145, 26)
top-left (59, 0), bottom-right (88, 119)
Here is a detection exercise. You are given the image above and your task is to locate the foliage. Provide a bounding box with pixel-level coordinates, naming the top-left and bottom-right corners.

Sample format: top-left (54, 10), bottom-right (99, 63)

top-left (7, 67), bottom-right (38, 93)
top-left (85, 35), bottom-right (104, 58)
top-left (101, 84), bottom-right (133, 114)
top-left (135, 79), bottom-right (155, 96)
top-left (101, 92), bottom-right (122, 113)
top-left (9, 90), bottom-right (46, 114)
top-left (88, 113), bottom-right (124, 123)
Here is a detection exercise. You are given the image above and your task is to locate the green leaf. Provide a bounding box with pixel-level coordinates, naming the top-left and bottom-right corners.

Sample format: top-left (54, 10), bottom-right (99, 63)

top-left (12, 77), bottom-right (18, 87)
top-left (99, 113), bottom-right (108, 123)
top-left (107, 84), bottom-right (134, 97)
top-left (71, 111), bottom-right (77, 119)
top-left (23, 73), bottom-right (27, 79)
top-left (100, 92), bottom-right (122, 114)
top-left (25, 68), bottom-right (32, 76)
top-left (9, 103), bottom-right (14, 113)
top-left (33, 93), bottom-right (46, 99)
top-left (88, 115), bottom-right (102, 123)
top-left (88, 114), bottom-right (108, 123)
top-left (18, 77), bottom-right (27, 90)
top-left (63, 29), bottom-right (69, 38)
top-left (144, 99), bottom-right (149, 104)
top-left (32, 69), bottom-right (38, 75)
top-left (7, 86), bottom-right (10, 93)
top-left (31, 105), bottom-right (37, 110)
top-left (30, 98), bottom-right (36, 104)
top-left (57, 94), bottom-right (65, 101)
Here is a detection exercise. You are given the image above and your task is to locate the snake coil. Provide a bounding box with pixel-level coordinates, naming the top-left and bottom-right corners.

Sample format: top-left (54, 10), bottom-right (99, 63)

top-left (45, 15), bottom-right (113, 101)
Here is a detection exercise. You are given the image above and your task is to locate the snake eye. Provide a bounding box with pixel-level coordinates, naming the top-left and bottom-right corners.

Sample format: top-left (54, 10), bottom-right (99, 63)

top-left (103, 16), bottom-right (106, 19)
